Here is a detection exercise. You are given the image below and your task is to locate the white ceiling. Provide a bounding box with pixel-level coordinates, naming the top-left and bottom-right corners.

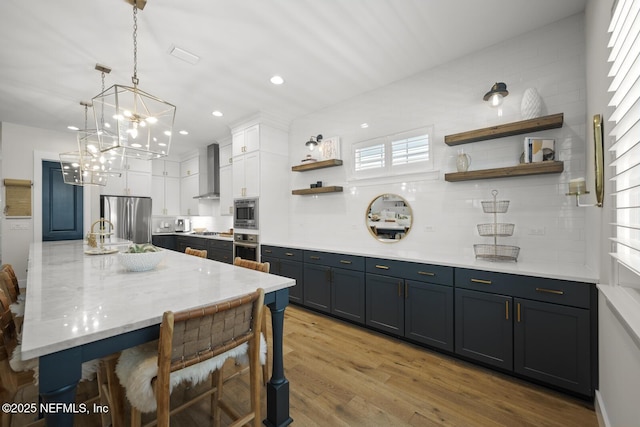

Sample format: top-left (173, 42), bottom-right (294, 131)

top-left (0, 0), bottom-right (587, 157)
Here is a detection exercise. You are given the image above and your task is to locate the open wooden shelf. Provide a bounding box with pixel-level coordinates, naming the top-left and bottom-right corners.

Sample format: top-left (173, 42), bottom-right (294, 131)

top-left (444, 113), bottom-right (564, 146)
top-left (292, 159), bottom-right (343, 172)
top-left (444, 161), bottom-right (564, 182)
top-left (292, 186), bottom-right (343, 195)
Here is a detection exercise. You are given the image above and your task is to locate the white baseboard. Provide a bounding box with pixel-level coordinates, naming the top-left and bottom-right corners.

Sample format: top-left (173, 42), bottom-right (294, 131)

top-left (595, 390), bottom-right (610, 427)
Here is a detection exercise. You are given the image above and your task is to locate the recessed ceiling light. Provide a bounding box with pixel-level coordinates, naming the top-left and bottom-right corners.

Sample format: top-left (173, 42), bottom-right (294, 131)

top-left (212, 110), bottom-right (223, 117)
top-left (67, 125), bottom-right (79, 131)
top-left (360, 123), bottom-right (369, 129)
top-left (179, 130), bottom-right (189, 135)
top-left (270, 75), bottom-right (284, 85)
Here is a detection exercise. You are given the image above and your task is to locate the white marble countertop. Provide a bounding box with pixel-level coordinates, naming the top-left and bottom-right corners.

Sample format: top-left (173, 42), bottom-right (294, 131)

top-left (21, 240), bottom-right (294, 360)
top-left (261, 240), bottom-right (598, 284)
top-left (153, 232), bottom-right (234, 242)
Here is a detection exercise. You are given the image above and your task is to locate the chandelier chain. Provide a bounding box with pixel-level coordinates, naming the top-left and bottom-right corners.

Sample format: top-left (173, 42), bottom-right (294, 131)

top-left (100, 71), bottom-right (105, 128)
top-left (84, 104), bottom-right (88, 131)
top-left (132, 3), bottom-right (139, 86)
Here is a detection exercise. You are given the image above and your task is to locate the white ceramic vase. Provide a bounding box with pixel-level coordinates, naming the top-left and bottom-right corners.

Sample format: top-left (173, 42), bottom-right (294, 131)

top-left (521, 88), bottom-right (542, 119)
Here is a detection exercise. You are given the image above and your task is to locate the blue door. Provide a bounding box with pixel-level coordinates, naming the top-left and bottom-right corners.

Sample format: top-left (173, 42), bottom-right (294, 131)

top-left (42, 160), bottom-right (83, 241)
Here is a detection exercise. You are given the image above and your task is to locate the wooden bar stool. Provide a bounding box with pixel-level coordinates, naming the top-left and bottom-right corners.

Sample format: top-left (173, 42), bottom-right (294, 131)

top-left (115, 288), bottom-right (265, 427)
top-left (0, 271), bottom-right (22, 331)
top-left (233, 257), bottom-right (270, 385)
top-left (0, 289), bottom-right (103, 427)
top-left (185, 247), bottom-right (207, 258)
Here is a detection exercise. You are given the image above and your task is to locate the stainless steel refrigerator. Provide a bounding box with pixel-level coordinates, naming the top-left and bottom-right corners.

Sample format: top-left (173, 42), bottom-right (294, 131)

top-left (100, 195), bottom-right (152, 244)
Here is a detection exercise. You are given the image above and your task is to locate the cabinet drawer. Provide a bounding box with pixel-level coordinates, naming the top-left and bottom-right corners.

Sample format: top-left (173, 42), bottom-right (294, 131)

top-left (305, 251), bottom-right (364, 271)
top-left (455, 268), bottom-right (591, 309)
top-left (261, 246), bottom-right (303, 261)
top-left (209, 239), bottom-right (232, 251)
top-left (366, 258), bottom-right (453, 286)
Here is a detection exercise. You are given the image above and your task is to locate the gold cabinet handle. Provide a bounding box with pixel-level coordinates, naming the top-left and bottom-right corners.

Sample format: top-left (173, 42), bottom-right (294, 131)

top-left (285, 252), bottom-right (294, 257)
top-left (517, 303), bottom-right (521, 322)
top-left (471, 278), bottom-right (492, 285)
top-left (310, 256), bottom-right (321, 260)
top-left (340, 260), bottom-right (352, 264)
top-left (505, 300), bottom-right (509, 320)
top-left (418, 271), bottom-right (435, 276)
top-left (535, 287), bottom-right (564, 295)
top-left (397, 281), bottom-right (402, 297)
top-left (375, 265), bottom-right (390, 270)
top-left (405, 283), bottom-right (408, 299)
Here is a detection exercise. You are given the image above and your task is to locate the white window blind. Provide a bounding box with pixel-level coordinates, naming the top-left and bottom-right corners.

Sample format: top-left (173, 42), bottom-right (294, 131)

top-left (608, 0), bottom-right (640, 283)
top-left (391, 134), bottom-right (430, 166)
top-left (352, 126), bottom-right (433, 179)
top-left (354, 143), bottom-right (385, 172)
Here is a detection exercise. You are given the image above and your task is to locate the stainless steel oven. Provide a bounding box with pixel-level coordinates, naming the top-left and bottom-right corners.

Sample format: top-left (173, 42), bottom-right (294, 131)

top-left (233, 233), bottom-right (259, 261)
top-left (234, 198), bottom-right (258, 230)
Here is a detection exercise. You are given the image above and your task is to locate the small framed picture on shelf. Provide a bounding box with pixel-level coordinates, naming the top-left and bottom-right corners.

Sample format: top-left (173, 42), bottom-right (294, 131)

top-left (522, 137), bottom-right (555, 163)
top-left (319, 136), bottom-right (341, 160)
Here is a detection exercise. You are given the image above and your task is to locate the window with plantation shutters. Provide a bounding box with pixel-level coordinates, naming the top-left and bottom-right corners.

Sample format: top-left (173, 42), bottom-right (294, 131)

top-left (354, 142), bottom-right (385, 172)
top-left (392, 134), bottom-right (430, 166)
top-left (352, 126), bottom-right (433, 179)
top-left (608, 0), bottom-right (640, 291)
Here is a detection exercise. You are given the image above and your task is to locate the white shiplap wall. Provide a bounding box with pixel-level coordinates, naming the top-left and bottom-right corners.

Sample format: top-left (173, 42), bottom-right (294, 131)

top-left (287, 13), bottom-right (591, 266)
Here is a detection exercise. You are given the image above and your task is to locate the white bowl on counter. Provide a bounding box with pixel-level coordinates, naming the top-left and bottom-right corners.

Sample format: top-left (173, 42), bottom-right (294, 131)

top-left (117, 250), bottom-right (165, 272)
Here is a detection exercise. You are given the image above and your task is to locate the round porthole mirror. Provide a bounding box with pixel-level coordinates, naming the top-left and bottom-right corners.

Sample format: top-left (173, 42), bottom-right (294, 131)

top-left (366, 194), bottom-right (412, 242)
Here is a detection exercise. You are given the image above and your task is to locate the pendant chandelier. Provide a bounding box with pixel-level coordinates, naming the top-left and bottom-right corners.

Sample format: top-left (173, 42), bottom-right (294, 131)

top-left (92, 0), bottom-right (176, 160)
top-left (60, 102), bottom-right (115, 186)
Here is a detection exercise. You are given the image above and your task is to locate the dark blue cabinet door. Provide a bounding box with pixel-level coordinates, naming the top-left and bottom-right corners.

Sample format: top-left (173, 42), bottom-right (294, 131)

top-left (405, 280), bottom-right (454, 351)
top-left (331, 268), bottom-right (365, 324)
top-left (42, 160), bottom-right (83, 241)
top-left (279, 258), bottom-right (304, 304)
top-left (151, 235), bottom-right (176, 251)
top-left (365, 273), bottom-right (404, 335)
top-left (514, 298), bottom-right (591, 395)
top-left (303, 263), bottom-right (331, 313)
top-left (455, 288), bottom-right (513, 370)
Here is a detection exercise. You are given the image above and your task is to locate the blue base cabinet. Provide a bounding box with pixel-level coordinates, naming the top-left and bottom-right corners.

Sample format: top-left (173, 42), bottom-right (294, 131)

top-left (261, 246), bottom-right (304, 304)
top-left (514, 298), bottom-right (591, 395)
top-left (365, 258), bottom-right (454, 352)
top-left (151, 235), bottom-right (176, 251)
top-left (303, 251), bottom-right (365, 324)
top-left (455, 268), bottom-right (594, 396)
top-left (258, 245), bottom-right (596, 397)
top-left (455, 288), bottom-right (513, 370)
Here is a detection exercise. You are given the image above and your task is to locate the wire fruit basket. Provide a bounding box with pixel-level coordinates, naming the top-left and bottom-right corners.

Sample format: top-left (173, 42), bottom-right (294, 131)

top-left (474, 190), bottom-right (519, 262)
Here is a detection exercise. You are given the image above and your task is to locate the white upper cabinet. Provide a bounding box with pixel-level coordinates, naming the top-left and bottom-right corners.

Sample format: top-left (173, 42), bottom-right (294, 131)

top-left (232, 151), bottom-right (260, 199)
top-left (180, 156), bottom-right (199, 177)
top-left (152, 159), bottom-right (180, 177)
top-left (220, 143), bottom-right (233, 168)
top-left (102, 157), bottom-right (152, 197)
top-left (219, 164), bottom-right (233, 216)
top-left (232, 124), bottom-right (260, 157)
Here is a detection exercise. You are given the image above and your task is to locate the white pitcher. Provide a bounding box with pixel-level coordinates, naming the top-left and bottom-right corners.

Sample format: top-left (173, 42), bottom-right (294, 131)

top-left (456, 150), bottom-right (471, 172)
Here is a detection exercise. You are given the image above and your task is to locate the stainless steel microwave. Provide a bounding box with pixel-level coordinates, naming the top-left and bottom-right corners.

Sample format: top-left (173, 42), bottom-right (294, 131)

top-left (234, 198), bottom-right (258, 230)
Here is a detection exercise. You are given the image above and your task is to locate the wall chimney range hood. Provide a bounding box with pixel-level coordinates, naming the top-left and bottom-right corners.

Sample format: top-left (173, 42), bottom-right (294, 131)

top-left (194, 143), bottom-right (220, 199)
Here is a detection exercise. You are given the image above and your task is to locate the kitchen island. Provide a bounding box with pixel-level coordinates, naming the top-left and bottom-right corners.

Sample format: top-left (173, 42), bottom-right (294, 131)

top-left (21, 240), bottom-right (295, 427)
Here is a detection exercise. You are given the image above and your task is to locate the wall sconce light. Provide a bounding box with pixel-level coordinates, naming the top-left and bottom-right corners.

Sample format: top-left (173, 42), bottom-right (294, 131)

top-left (306, 134), bottom-right (323, 151)
top-left (483, 82), bottom-right (509, 107)
top-left (566, 115), bottom-right (605, 208)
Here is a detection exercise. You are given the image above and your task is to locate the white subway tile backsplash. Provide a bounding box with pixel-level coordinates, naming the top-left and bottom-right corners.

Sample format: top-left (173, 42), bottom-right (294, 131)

top-left (286, 14), bottom-right (590, 265)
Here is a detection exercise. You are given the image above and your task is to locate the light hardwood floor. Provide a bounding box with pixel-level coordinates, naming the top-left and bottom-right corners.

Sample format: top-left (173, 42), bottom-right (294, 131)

top-left (12, 305), bottom-right (597, 426)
